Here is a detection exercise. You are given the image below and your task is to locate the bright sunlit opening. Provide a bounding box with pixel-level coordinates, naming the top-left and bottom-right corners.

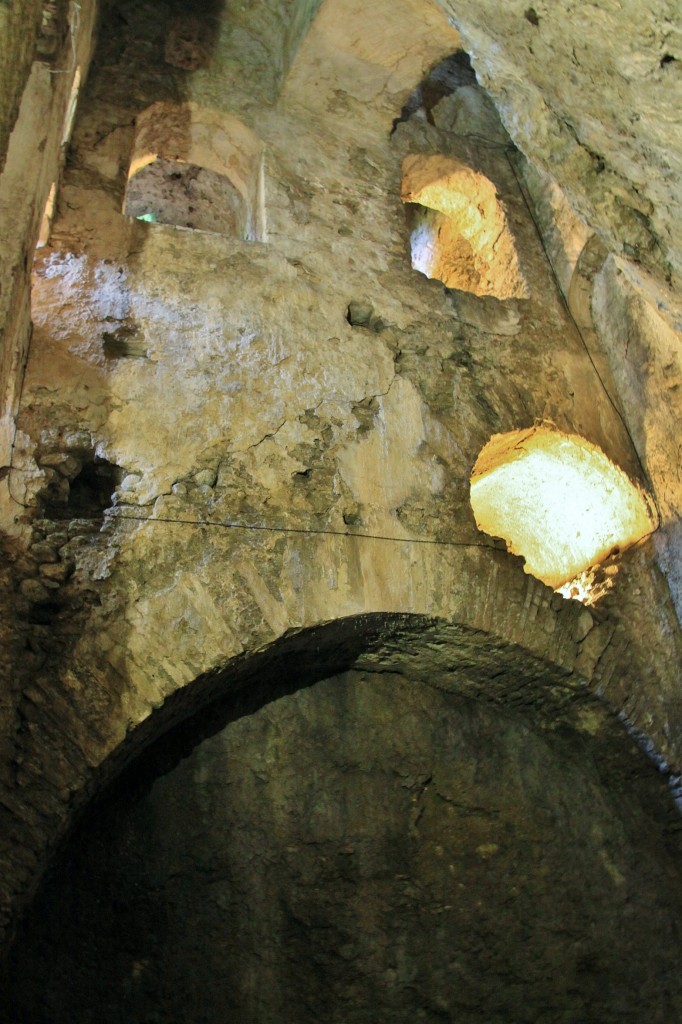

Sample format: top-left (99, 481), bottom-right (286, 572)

top-left (470, 427), bottom-right (657, 601)
top-left (401, 154), bottom-right (528, 299)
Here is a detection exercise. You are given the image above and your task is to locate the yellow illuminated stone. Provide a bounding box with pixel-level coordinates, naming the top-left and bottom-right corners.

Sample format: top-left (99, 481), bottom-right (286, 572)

top-left (470, 427), bottom-right (657, 596)
top-left (401, 154), bottom-right (528, 299)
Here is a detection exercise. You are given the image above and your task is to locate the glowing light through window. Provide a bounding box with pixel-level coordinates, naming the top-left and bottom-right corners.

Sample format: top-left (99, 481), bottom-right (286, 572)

top-left (470, 427), bottom-right (657, 600)
top-left (401, 154), bottom-right (528, 299)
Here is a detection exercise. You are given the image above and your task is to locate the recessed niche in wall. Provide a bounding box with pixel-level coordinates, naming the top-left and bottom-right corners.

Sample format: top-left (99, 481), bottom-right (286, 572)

top-left (401, 154), bottom-right (528, 299)
top-left (470, 426), bottom-right (657, 601)
top-left (67, 457), bottom-right (122, 516)
top-left (124, 102), bottom-right (266, 240)
top-left (37, 449), bottom-right (123, 519)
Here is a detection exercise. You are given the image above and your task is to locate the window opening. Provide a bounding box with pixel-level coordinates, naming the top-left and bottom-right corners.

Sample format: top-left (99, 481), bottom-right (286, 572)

top-left (401, 154), bottom-right (528, 299)
top-left (470, 427), bottom-right (657, 602)
top-left (124, 103), bottom-right (266, 240)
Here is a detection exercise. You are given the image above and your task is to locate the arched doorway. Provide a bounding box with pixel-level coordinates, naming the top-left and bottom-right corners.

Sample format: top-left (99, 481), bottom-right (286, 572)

top-left (2, 615), bottom-right (681, 1023)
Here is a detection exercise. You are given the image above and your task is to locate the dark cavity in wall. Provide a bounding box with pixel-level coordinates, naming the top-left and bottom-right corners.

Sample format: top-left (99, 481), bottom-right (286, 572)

top-left (67, 458), bottom-right (122, 516)
top-left (391, 50), bottom-right (477, 133)
top-left (346, 300), bottom-right (389, 332)
top-left (37, 450), bottom-right (123, 519)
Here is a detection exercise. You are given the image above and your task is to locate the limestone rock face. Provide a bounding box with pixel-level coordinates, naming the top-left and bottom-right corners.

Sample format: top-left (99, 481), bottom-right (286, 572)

top-left (440, 0), bottom-right (682, 291)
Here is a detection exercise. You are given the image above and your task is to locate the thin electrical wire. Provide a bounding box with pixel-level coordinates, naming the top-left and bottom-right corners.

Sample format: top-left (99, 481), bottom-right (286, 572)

top-left (105, 508), bottom-right (658, 549)
top-left (101, 509), bottom-right (496, 549)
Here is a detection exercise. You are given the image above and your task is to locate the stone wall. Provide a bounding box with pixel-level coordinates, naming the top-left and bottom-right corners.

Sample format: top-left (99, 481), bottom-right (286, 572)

top-left (0, 0), bottom-right (680, 960)
top-left (0, 0), bottom-right (97, 470)
top-left (0, 0), bottom-right (43, 174)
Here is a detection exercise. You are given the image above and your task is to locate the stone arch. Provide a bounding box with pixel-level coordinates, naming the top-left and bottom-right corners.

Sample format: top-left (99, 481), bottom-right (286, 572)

top-left (123, 102), bottom-right (266, 239)
top-left (5, 613), bottom-right (682, 1022)
top-left (400, 153), bottom-right (528, 298)
top-left (0, 542), bottom-right (592, 946)
top-left (470, 426), bottom-right (658, 599)
top-left (92, 611), bottom-right (596, 793)
top-left (3, 527), bottom-right (675, 953)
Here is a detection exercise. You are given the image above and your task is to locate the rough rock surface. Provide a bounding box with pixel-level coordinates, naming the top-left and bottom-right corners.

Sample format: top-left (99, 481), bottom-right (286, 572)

top-left (0, 0), bottom-right (680, 966)
top-left (441, 0), bottom-right (682, 291)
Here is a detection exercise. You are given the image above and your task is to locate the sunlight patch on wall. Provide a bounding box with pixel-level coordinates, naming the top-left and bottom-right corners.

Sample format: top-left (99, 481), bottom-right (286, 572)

top-left (36, 182), bottom-right (57, 248)
top-left (61, 65), bottom-right (81, 147)
top-left (470, 427), bottom-right (657, 601)
top-left (401, 154), bottom-right (528, 299)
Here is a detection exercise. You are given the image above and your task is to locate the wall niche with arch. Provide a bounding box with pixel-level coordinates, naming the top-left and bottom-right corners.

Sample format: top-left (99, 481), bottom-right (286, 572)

top-left (124, 102), bottom-right (266, 240)
top-left (401, 152), bottom-right (529, 300)
top-left (392, 51), bottom-right (529, 303)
